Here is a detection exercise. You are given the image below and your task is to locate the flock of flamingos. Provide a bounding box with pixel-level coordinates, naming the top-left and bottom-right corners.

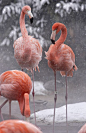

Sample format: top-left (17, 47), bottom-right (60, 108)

top-left (0, 5), bottom-right (85, 133)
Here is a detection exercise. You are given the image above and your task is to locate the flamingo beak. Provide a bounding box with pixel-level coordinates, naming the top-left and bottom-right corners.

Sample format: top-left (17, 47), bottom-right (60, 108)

top-left (30, 17), bottom-right (33, 24)
top-left (50, 30), bottom-right (56, 44)
top-left (27, 10), bottom-right (33, 24)
top-left (51, 39), bottom-right (55, 44)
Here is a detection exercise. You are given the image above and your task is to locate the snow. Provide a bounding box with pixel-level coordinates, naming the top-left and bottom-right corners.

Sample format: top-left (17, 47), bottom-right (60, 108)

top-left (55, 1), bottom-right (86, 17)
top-left (33, 0), bottom-right (49, 12)
top-left (30, 102), bottom-right (86, 124)
top-left (2, 3), bottom-right (21, 22)
top-left (30, 81), bottom-right (48, 95)
top-left (0, 38), bottom-right (10, 46)
top-left (55, 1), bottom-right (80, 17)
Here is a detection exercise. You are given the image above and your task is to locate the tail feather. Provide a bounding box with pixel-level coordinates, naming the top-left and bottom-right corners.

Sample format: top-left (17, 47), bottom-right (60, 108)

top-left (74, 65), bottom-right (78, 71)
top-left (60, 64), bottom-right (78, 77)
top-left (60, 71), bottom-right (66, 76)
top-left (60, 70), bottom-right (73, 77)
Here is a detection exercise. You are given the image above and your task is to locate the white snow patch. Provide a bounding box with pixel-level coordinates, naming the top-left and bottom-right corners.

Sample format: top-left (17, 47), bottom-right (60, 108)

top-left (30, 102), bottom-right (86, 124)
top-left (30, 81), bottom-right (48, 95)
top-left (55, 1), bottom-right (86, 17)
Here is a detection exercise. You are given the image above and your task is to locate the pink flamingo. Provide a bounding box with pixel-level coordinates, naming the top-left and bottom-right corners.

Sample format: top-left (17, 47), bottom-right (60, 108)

top-left (45, 22), bottom-right (77, 133)
top-left (0, 70), bottom-right (32, 120)
top-left (0, 120), bottom-right (43, 133)
top-left (13, 5), bottom-right (42, 125)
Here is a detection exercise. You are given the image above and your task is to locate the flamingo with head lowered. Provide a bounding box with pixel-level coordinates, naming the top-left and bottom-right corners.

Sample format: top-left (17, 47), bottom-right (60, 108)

top-left (13, 5), bottom-right (42, 125)
top-left (45, 22), bottom-right (77, 133)
top-left (0, 70), bottom-right (32, 120)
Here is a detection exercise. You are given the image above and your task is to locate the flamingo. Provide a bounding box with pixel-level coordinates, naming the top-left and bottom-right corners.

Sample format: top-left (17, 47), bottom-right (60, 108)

top-left (45, 22), bottom-right (77, 133)
top-left (13, 5), bottom-right (42, 125)
top-left (0, 70), bottom-right (32, 120)
top-left (78, 124), bottom-right (86, 133)
top-left (0, 120), bottom-right (43, 133)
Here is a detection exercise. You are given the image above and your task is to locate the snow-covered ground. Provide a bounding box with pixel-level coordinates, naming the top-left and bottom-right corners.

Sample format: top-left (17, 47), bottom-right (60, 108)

top-left (30, 102), bottom-right (86, 124)
top-left (30, 82), bottom-right (86, 124)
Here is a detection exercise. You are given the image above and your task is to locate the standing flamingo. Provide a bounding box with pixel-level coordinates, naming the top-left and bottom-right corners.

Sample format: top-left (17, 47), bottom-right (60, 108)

top-left (13, 5), bottom-right (42, 125)
top-left (0, 70), bottom-right (32, 120)
top-left (0, 120), bottom-right (43, 133)
top-left (78, 124), bottom-right (86, 133)
top-left (45, 22), bottom-right (77, 133)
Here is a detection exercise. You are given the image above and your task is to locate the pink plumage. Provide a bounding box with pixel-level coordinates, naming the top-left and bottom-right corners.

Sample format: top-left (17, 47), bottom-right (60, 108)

top-left (13, 5), bottom-right (42, 125)
top-left (13, 5), bottom-right (42, 71)
top-left (78, 124), bottom-right (86, 133)
top-left (0, 120), bottom-right (43, 133)
top-left (0, 70), bottom-right (32, 119)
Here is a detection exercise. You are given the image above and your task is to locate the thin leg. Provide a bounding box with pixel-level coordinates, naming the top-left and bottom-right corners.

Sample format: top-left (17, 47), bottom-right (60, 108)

top-left (9, 100), bottom-right (11, 119)
top-left (53, 71), bottom-right (57, 133)
top-left (32, 68), bottom-right (36, 126)
top-left (65, 72), bottom-right (68, 133)
top-left (0, 107), bottom-right (4, 121)
top-left (0, 99), bottom-right (8, 120)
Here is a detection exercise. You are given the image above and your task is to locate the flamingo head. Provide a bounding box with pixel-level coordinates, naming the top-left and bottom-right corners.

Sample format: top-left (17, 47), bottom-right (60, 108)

top-left (50, 23), bottom-right (61, 44)
top-left (22, 5), bottom-right (33, 24)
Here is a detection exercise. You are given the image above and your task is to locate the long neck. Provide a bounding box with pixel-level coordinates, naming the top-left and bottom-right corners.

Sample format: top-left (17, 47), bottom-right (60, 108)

top-left (18, 93), bottom-right (30, 117)
top-left (55, 26), bottom-right (67, 48)
top-left (20, 11), bottom-right (28, 38)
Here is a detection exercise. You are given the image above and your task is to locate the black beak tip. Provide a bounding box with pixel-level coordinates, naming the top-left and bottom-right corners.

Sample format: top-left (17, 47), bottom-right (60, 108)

top-left (51, 39), bottom-right (55, 44)
top-left (30, 17), bottom-right (33, 24)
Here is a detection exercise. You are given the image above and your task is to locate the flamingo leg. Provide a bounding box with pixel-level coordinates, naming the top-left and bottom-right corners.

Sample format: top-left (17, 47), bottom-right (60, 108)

top-left (0, 99), bottom-right (8, 120)
top-left (0, 108), bottom-right (4, 120)
top-left (65, 72), bottom-right (68, 133)
top-left (53, 71), bottom-right (57, 133)
top-left (9, 100), bottom-right (11, 119)
top-left (32, 68), bottom-right (36, 126)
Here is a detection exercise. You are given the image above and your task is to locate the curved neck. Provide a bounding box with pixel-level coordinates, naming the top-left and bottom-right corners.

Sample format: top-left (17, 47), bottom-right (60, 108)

top-left (55, 26), bottom-right (67, 48)
top-left (18, 94), bottom-right (30, 117)
top-left (20, 11), bottom-right (28, 38)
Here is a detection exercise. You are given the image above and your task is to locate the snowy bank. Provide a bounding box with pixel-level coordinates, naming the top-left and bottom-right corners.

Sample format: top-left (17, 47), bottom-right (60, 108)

top-left (30, 102), bottom-right (86, 124)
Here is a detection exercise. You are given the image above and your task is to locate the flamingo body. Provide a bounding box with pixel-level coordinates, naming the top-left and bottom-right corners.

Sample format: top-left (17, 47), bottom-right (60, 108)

top-left (46, 43), bottom-right (77, 76)
top-left (0, 70), bottom-right (32, 117)
top-left (13, 5), bottom-right (42, 125)
top-left (14, 36), bottom-right (42, 71)
top-left (45, 23), bottom-right (77, 76)
top-left (13, 5), bottom-right (42, 71)
top-left (45, 22), bottom-right (77, 133)
top-left (0, 120), bottom-right (42, 133)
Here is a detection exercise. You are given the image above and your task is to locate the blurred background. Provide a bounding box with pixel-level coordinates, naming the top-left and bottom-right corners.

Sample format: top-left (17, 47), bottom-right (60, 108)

top-left (0, 0), bottom-right (86, 103)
